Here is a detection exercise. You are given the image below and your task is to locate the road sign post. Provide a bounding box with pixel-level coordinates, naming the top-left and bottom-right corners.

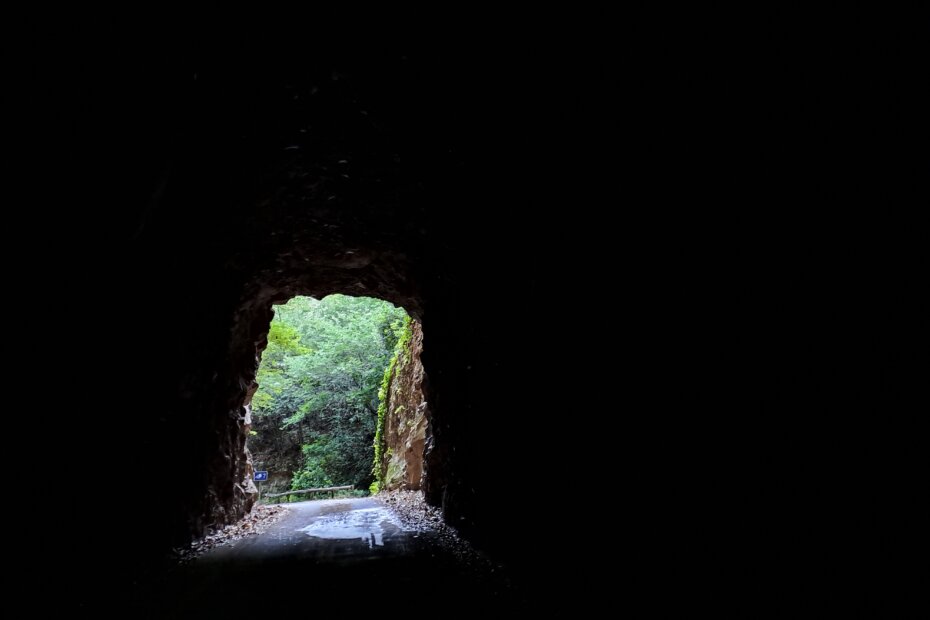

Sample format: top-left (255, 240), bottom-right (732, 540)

top-left (254, 471), bottom-right (268, 503)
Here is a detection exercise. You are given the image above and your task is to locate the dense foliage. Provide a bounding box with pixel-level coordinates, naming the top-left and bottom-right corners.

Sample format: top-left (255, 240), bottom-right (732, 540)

top-left (251, 295), bottom-right (408, 492)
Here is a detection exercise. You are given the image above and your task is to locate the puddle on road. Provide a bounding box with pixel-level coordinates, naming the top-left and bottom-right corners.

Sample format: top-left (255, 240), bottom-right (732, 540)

top-left (298, 507), bottom-right (403, 548)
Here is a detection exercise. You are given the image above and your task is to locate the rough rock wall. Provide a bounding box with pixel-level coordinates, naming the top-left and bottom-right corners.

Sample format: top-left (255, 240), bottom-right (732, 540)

top-left (247, 412), bottom-right (302, 494)
top-left (381, 321), bottom-right (428, 491)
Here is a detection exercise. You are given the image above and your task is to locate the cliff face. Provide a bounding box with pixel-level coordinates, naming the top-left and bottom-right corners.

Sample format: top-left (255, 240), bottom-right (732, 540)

top-left (247, 411), bottom-right (302, 495)
top-left (381, 321), bottom-right (428, 491)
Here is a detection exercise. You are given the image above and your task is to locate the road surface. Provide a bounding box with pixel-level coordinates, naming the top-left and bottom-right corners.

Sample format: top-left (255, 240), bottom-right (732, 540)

top-left (134, 497), bottom-right (513, 617)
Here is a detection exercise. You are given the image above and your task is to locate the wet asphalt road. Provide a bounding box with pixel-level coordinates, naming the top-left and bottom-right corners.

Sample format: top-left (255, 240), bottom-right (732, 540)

top-left (134, 498), bottom-right (515, 617)
top-left (203, 498), bottom-right (421, 563)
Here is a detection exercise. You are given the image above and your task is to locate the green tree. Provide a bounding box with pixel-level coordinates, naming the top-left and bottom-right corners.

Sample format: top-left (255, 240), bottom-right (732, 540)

top-left (251, 295), bottom-right (408, 492)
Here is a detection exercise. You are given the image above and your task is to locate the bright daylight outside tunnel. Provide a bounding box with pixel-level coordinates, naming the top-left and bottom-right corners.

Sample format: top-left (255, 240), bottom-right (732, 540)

top-left (248, 295), bottom-right (424, 503)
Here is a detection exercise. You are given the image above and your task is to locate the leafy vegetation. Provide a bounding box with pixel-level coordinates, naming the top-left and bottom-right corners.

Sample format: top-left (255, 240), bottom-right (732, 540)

top-left (370, 315), bottom-right (412, 494)
top-left (251, 295), bottom-right (408, 494)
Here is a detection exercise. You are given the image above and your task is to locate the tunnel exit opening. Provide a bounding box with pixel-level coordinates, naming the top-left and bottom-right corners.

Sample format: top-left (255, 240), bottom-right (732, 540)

top-left (246, 294), bottom-right (427, 505)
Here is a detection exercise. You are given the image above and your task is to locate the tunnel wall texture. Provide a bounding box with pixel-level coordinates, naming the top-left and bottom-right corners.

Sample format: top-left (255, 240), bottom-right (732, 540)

top-left (25, 17), bottom-right (918, 613)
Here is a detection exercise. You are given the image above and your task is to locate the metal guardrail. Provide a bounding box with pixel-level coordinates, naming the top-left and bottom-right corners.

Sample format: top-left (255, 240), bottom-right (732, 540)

top-left (263, 485), bottom-right (354, 502)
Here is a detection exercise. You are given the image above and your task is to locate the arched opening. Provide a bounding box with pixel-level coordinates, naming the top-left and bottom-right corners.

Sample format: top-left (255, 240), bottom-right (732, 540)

top-left (183, 269), bottom-right (438, 547)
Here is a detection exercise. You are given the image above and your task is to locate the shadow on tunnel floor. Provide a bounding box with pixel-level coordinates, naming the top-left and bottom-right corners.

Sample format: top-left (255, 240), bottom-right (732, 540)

top-left (124, 536), bottom-right (523, 617)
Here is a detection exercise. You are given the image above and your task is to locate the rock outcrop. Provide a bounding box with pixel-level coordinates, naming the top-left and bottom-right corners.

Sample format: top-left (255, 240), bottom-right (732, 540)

top-left (381, 321), bottom-right (428, 491)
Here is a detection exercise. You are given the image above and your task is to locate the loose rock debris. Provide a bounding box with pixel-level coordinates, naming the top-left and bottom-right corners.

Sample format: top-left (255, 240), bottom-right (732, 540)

top-left (172, 505), bottom-right (290, 563)
top-left (380, 491), bottom-right (506, 577)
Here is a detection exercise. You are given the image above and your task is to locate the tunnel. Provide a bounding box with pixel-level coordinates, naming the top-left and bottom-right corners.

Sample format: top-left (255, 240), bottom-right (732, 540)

top-left (49, 25), bottom-right (601, 613)
top-left (24, 14), bottom-right (915, 616)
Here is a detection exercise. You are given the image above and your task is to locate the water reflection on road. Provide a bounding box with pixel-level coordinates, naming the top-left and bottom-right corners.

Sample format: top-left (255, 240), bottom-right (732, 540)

top-left (298, 506), bottom-right (405, 548)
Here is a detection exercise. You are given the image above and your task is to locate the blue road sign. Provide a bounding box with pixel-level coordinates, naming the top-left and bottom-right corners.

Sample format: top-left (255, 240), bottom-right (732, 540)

top-left (254, 471), bottom-right (269, 481)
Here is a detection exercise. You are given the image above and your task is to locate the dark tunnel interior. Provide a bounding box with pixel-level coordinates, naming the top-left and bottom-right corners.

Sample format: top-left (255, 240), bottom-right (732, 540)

top-left (15, 14), bottom-right (920, 615)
